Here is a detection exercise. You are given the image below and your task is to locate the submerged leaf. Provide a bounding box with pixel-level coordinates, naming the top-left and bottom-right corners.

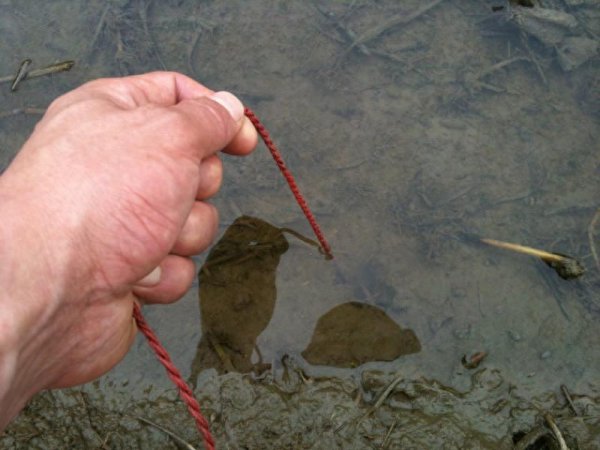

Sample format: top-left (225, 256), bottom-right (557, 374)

top-left (302, 302), bottom-right (421, 368)
top-left (190, 216), bottom-right (289, 377)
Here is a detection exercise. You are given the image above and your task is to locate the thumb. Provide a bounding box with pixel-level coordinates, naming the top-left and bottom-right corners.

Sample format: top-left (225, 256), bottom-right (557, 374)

top-left (172, 91), bottom-right (245, 160)
top-left (208, 91), bottom-right (245, 123)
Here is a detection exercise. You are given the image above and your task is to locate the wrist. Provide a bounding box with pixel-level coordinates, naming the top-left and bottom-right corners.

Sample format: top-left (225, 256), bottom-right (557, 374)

top-left (0, 179), bottom-right (83, 429)
top-left (0, 195), bottom-right (46, 429)
top-left (0, 224), bottom-right (37, 429)
top-left (0, 314), bottom-right (24, 431)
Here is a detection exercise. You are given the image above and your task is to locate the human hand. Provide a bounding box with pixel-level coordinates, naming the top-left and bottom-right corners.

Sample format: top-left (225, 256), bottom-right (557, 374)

top-left (0, 72), bottom-right (257, 426)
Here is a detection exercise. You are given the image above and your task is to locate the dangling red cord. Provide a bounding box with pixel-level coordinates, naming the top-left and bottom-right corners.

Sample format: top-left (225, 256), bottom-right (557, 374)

top-left (134, 108), bottom-right (333, 449)
top-left (244, 107), bottom-right (333, 260)
top-left (133, 303), bottom-right (215, 449)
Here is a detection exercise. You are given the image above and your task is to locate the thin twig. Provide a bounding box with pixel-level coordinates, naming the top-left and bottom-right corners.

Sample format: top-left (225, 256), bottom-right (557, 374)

top-left (313, 2), bottom-right (370, 55)
top-left (477, 56), bottom-right (529, 79)
top-left (482, 237), bottom-right (585, 280)
top-left (312, 4), bottom-right (420, 68)
top-left (588, 208), bottom-right (600, 274)
top-left (0, 107), bottom-right (45, 119)
top-left (560, 385), bottom-right (579, 416)
top-left (139, 0), bottom-right (167, 70)
top-left (467, 56), bottom-right (530, 90)
top-left (188, 30), bottom-right (203, 76)
top-left (534, 264), bottom-right (570, 320)
top-left (336, 373), bottom-right (403, 433)
top-left (514, 425), bottom-right (549, 450)
top-left (0, 61), bottom-right (75, 85)
top-left (134, 416), bottom-right (198, 450)
top-left (206, 333), bottom-right (236, 372)
top-left (11, 59), bottom-right (32, 91)
top-left (90, 3), bottom-right (110, 53)
top-left (100, 432), bottom-right (114, 449)
top-left (543, 413), bottom-right (569, 450)
top-left (481, 238), bottom-right (564, 263)
top-left (365, 373), bottom-right (404, 416)
top-left (520, 31), bottom-right (547, 85)
top-left (379, 418), bottom-right (398, 449)
top-left (350, 0), bottom-right (445, 49)
top-left (280, 227), bottom-right (322, 251)
top-left (28, 60), bottom-right (75, 78)
top-left (187, 20), bottom-right (216, 77)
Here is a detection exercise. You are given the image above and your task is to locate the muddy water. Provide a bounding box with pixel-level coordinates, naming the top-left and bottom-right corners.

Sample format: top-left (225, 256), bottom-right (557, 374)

top-left (1, 0), bottom-right (599, 448)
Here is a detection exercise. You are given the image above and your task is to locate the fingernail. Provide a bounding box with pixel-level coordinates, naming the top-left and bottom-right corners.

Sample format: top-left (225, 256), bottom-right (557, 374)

top-left (210, 91), bottom-right (244, 122)
top-left (137, 266), bottom-right (161, 287)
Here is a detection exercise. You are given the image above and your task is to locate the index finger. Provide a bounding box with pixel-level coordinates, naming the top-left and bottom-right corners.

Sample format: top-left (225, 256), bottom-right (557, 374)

top-left (46, 72), bottom-right (256, 159)
top-left (124, 72), bottom-right (257, 156)
top-left (64, 71), bottom-right (216, 110)
top-left (110, 71), bottom-right (216, 107)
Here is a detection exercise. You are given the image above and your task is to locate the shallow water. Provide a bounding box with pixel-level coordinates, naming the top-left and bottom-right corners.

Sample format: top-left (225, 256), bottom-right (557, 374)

top-left (1, 0), bottom-right (599, 447)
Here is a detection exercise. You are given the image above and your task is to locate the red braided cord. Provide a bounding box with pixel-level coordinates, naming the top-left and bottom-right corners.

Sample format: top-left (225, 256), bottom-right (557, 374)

top-left (244, 107), bottom-right (333, 259)
top-left (132, 303), bottom-right (215, 450)
top-left (132, 108), bottom-right (332, 449)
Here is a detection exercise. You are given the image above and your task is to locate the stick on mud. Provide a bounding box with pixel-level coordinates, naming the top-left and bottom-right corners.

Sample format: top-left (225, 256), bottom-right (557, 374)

top-left (480, 238), bottom-right (585, 280)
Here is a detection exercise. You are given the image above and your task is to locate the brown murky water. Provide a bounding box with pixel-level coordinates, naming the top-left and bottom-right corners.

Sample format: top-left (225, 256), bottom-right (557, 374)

top-left (1, 0), bottom-right (599, 448)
